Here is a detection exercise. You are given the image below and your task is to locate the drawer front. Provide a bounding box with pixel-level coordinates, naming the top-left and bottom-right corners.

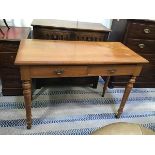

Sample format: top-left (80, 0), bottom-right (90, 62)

top-left (29, 65), bottom-right (141, 78)
top-left (2, 88), bottom-right (23, 96)
top-left (30, 66), bottom-right (88, 78)
top-left (2, 79), bottom-right (22, 88)
top-left (127, 22), bottom-right (155, 39)
top-left (0, 41), bottom-right (19, 53)
top-left (137, 75), bottom-right (155, 82)
top-left (0, 53), bottom-right (17, 67)
top-left (140, 54), bottom-right (155, 63)
top-left (1, 68), bottom-right (22, 89)
top-left (75, 31), bottom-right (108, 41)
top-left (115, 64), bottom-right (155, 77)
top-left (1, 73), bottom-right (21, 81)
top-left (140, 64), bottom-right (155, 76)
top-left (112, 75), bottom-right (155, 83)
top-left (125, 38), bottom-right (155, 54)
top-left (88, 65), bottom-right (141, 76)
top-left (33, 26), bottom-right (72, 40)
top-left (111, 81), bottom-right (155, 88)
top-left (1, 68), bottom-right (21, 80)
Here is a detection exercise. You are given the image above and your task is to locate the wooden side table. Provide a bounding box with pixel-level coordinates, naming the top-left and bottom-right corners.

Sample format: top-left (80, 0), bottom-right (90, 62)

top-left (15, 39), bottom-right (148, 129)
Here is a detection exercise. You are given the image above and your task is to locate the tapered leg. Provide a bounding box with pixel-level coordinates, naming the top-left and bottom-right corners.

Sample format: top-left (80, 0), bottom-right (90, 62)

top-left (102, 76), bottom-right (110, 97)
top-left (116, 76), bottom-right (136, 118)
top-left (22, 80), bottom-right (32, 129)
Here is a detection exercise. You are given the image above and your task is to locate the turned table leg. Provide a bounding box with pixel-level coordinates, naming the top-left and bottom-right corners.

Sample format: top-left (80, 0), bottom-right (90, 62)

top-left (116, 76), bottom-right (136, 118)
top-left (22, 80), bottom-right (32, 129)
top-left (102, 76), bottom-right (110, 97)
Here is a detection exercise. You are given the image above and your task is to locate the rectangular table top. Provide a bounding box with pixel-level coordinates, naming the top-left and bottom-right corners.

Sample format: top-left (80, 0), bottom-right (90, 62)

top-left (15, 39), bottom-right (148, 65)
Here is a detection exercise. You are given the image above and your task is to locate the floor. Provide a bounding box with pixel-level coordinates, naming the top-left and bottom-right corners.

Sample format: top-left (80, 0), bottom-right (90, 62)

top-left (0, 78), bottom-right (155, 134)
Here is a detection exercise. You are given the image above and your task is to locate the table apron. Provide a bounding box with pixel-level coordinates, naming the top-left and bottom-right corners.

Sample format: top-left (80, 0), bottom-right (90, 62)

top-left (20, 65), bottom-right (142, 80)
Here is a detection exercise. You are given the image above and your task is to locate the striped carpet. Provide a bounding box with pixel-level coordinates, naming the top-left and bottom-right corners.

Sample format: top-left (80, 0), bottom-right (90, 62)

top-left (0, 79), bottom-right (155, 135)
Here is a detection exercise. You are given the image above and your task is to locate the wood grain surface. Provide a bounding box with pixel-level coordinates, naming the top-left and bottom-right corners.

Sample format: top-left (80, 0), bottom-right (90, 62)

top-left (15, 39), bottom-right (148, 65)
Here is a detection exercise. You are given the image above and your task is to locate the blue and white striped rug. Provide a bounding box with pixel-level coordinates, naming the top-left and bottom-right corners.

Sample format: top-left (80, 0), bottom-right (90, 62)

top-left (0, 79), bottom-right (155, 135)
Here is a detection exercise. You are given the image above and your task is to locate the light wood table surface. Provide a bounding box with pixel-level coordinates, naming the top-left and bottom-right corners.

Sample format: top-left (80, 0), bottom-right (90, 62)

top-left (15, 39), bottom-right (148, 129)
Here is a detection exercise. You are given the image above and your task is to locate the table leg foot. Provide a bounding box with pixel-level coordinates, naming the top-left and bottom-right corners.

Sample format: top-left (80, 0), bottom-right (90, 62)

top-left (27, 124), bottom-right (32, 129)
top-left (115, 112), bottom-right (121, 118)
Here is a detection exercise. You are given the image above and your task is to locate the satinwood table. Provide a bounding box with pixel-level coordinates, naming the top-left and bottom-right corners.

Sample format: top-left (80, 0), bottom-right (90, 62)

top-left (15, 39), bottom-right (148, 129)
